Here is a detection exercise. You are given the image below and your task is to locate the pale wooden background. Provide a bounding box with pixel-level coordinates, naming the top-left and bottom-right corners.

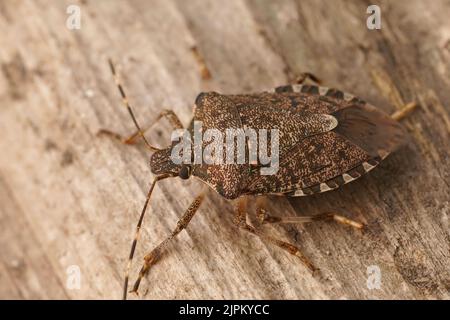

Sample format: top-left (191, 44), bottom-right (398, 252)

top-left (0, 0), bottom-right (449, 299)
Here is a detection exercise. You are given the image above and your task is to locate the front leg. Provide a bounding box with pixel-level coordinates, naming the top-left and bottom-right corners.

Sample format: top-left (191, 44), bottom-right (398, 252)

top-left (129, 192), bottom-right (205, 298)
top-left (98, 109), bottom-right (183, 150)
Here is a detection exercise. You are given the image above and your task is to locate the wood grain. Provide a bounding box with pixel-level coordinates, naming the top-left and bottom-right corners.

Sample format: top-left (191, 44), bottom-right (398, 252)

top-left (0, 0), bottom-right (449, 299)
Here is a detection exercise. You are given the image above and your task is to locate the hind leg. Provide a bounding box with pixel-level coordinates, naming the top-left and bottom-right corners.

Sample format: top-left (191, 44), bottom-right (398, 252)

top-left (255, 197), bottom-right (364, 230)
top-left (295, 72), bottom-right (322, 85)
top-left (390, 102), bottom-right (418, 121)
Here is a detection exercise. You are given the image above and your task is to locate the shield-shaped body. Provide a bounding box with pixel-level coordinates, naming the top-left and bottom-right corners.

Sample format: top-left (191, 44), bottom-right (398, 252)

top-left (188, 84), bottom-right (406, 200)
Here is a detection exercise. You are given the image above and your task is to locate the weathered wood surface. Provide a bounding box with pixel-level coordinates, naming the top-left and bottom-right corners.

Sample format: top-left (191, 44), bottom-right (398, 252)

top-left (0, 0), bottom-right (449, 300)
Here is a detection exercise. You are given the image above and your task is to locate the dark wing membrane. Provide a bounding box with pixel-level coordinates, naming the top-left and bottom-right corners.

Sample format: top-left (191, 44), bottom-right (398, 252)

top-left (271, 84), bottom-right (407, 156)
top-left (332, 103), bottom-right (406, 158)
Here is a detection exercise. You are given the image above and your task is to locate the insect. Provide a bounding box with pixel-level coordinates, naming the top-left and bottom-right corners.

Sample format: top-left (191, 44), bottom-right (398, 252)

top-left (99, 60), bottom-right (416, 300)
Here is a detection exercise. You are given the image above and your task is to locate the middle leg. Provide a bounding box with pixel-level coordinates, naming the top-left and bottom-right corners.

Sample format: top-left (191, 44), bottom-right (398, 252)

top-left (233, 197), bottom-right (317, 272)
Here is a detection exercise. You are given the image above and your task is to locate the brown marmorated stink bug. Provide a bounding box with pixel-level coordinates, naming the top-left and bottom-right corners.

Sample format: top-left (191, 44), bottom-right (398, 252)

top-left (99, 60), bottom-right (416, 300)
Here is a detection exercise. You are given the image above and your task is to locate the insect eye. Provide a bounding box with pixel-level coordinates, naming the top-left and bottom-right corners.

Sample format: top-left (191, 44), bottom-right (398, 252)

top-left (179, 165), bottom-right (191, 180)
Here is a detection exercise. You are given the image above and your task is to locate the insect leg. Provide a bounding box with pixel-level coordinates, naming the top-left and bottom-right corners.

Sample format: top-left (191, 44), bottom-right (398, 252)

top-left (102, 59), bottom-right (160, 152)
top-left (191, 46), bottom-right (211, 80)
top-left (98, 109), bottom-right (183, 145)
top-left (260, 212), bottom-right (365, 229)
top-left (130, 192), bottom-right (205, 297)
top-left (390, 102), bottom-right (418, 121)
top-left (255, 198), bottom-right (364, 230)
top-left (234, 197), bottom-right (317, 272)
top-left (255, 197), bottom-right (270, 224)
top-left (295, 72), bottom-right (322, 85)
top-left (123, 173), bottom-right (172, 300)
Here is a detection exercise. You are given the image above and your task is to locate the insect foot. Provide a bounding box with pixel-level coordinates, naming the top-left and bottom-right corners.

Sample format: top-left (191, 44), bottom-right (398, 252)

top-left (130, 248), bottom-right (162, 297)
top-left (96, 128), bottom-right (133, 144)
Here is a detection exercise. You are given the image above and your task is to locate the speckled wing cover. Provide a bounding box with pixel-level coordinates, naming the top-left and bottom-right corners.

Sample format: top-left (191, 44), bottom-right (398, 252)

top-left (191, 84), bottom-right (406, 199)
